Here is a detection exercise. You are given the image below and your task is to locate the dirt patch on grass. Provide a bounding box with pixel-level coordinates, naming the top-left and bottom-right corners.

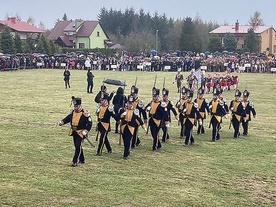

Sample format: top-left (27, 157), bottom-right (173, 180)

top-left (235, 175), bottom-right (276, 206)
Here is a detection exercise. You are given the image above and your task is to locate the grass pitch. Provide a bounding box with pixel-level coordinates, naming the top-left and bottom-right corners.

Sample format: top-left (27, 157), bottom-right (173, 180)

top-left (0, 69), bottom-right (275, 207)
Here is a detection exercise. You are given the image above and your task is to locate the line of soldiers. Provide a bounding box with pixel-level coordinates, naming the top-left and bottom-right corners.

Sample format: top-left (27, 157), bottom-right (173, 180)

top-left (56, 84), bottom-right (256, 166)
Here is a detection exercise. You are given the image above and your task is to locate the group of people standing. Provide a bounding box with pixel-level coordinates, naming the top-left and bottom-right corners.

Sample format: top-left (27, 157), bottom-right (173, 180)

top-left (57, 71), bottom-right (256, 167)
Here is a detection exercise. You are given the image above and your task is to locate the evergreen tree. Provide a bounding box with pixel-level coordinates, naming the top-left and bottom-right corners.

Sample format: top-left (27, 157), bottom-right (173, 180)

top-left (179, 17), bottom-right (201, 52)
top-left (62, 13), bottom-right (68, 21)
top-left (223, 33), bottom-right (237, 52)
top-left (24, 37), bottom-right (35, 53)
top-left (207, 35), bottom-right (223, 52)
top-left (14, 33), bottom-right (22, 53)
top-left (243, 28), bottom-right (260, 53)
top-left (0, 26), bottom-right (15, 54)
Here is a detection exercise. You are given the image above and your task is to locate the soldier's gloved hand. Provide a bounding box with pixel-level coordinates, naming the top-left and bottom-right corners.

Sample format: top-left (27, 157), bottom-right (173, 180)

top-left (122, 111), bottom-right (127, 116)
top-left (165, 124), bottom-right (170, 128)
top-left (82, 130), bottom-right (87, 136)
top-left (56, 120), bottom-right (63, 127)
top-left (183, 108), bottom-right (187, 113)
top-left (194, 103), bottom-right (198, 108)
top-left (144, 127), bottom-right (147, 132)
top-left (199, 121), bottom-right (203, 126)
top-left (209, 105), bottom-right (212, 109)
top-left (146, 106), bottom-right (151, 111)
top-left (230, 107), bottom-right (234, 111)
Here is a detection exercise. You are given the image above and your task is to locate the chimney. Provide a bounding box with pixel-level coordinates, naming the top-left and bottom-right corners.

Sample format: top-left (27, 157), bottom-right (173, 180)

top-left (235, 20), bottom-right (239, 31)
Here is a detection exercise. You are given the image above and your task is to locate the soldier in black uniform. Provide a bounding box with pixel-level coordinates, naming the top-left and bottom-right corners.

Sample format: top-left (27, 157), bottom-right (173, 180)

top-left (181, 91), bottom-right (202, 146)
top-left (129, 85), bottom-right (147, 148)
top-left (208, 89), bottom-right (227, 142)
top-left (241, 90), bottom-right (256, 136)
top-left (145, 88), bottom-right (169, 151)
top-left (56, 97), bottom-right (92, 167)
top-left (119, 95), bottom-right (147, 159)
top-left (95, 93), bottom-right (118, 156)
top-left (161, 88), bottom-right (178, 142)
top-left (175, 86), bottom-right (189, 139)
top-left (194, 88), bottom-right (209, 134)
top-left (229, 90), bottom-right (245, 138)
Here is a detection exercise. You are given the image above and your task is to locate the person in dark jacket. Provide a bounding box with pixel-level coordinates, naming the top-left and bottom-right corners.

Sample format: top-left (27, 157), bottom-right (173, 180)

top-left (63, 68), bottom-right (70, 89)
top-left (112, 87), bottom-right (127, 133)
top-left (56, 97), bottom-right (92, 167)
top-left (87, 69), bottom-right (94, 93)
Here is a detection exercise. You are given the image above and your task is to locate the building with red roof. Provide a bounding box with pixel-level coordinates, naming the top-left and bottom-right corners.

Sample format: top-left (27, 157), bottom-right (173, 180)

top-left (48, 19), bottom-right (112, 49)
top-left (210, 20), bottom-right (276, 55)
top-left (0, 17), bottom-right (44, 40)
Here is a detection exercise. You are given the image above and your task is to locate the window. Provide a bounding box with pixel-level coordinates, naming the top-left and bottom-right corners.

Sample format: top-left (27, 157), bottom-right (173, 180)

top-left (97, 31), bottom-right (100, 37)
top-left (79, 43), bottom-right (85, 48)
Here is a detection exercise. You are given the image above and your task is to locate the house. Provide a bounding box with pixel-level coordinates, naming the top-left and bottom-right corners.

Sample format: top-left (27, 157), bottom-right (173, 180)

top-left (48, 19), bottom-right (112, 49)
top-left (0, 17), bottom-right (44, 41)
top-left (209, 20), bottom-right (276, 55)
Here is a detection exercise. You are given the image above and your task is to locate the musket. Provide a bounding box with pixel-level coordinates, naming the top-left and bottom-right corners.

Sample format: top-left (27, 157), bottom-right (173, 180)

top-left (146, 75), bottom-right (157, 134)
top-left (134, 77), bottom-right (137, 86)
top-left (95, 122), bottom-right (99, 141)
top-left (119, 81), bottom-right (126, 145)
top-left (163, 77), bottom-right (166, 89)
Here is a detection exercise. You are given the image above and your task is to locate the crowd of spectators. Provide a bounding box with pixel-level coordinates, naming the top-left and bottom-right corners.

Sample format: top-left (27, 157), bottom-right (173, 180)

top-left (1, 50), bottom-right (276, 73)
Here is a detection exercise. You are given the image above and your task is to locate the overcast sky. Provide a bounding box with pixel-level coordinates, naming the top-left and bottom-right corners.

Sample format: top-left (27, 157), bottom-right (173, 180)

top-left (1, 0), bottom-right (275, 30)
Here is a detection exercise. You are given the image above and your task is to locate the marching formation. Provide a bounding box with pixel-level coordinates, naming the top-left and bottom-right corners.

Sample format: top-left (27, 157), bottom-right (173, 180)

top-left (56, 71), bottom-right (256, 167)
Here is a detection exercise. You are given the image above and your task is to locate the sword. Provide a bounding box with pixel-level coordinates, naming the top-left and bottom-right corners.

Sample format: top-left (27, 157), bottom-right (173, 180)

top-left (84, 135), bottom-right (95, 147)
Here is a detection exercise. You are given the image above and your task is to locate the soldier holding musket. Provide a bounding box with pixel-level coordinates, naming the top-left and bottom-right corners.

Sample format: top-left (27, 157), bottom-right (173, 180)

top-left (129, 85), bottom-right (148, 148)
top-left (118, 95), bottom-right (147, 159)
top-left (145, 87), bottom-right (169, 152)
top-left (194, 88), bottom-right (209, 134)
top-left (95, 93), bottom-right (118, 156)
top-left (175, 86), bottom-right (189, 139)
top-left (56, 96), bottom-right (92, 167)
top-left (181, 91), bottom-right (202, 146)
top-left (229, 90), bottom-right (245, 138)
top-left (241, 90), bottom-right (256, 136)
top-left (161, 88), bottom-right (178, 142)
top-left (208, 89), bottom-right (227, 142)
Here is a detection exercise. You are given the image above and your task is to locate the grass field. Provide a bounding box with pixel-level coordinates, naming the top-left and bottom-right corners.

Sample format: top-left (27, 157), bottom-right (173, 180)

top-left (0, 69), bottom-right (275, 207)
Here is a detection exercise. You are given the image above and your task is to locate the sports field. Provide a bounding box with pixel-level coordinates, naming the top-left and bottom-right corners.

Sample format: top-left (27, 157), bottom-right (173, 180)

top-left (0, 69), bottom-right (275, 207)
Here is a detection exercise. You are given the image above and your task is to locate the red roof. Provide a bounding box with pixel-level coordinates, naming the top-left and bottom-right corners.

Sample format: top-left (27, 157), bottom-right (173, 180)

top-left (0, 17), bottom-right (44, 33)
top-left (77, 21), bottom-right (98, 37)
top-left (210, 25), bottom-right (272, 34)
top-left (48, 20), bottom-right (72, 40)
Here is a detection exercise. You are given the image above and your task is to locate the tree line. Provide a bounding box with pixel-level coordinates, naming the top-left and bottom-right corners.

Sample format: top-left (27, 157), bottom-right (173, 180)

top-left (98, 7), bottom-right (261, 54)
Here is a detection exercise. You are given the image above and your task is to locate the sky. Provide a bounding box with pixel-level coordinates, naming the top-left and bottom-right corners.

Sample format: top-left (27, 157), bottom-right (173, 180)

top-left (1, 0), bottom-right (275, 30)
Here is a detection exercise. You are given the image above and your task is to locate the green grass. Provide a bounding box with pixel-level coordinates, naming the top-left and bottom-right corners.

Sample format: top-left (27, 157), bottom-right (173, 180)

top-left (0, 69), bottom-right (275, 207)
